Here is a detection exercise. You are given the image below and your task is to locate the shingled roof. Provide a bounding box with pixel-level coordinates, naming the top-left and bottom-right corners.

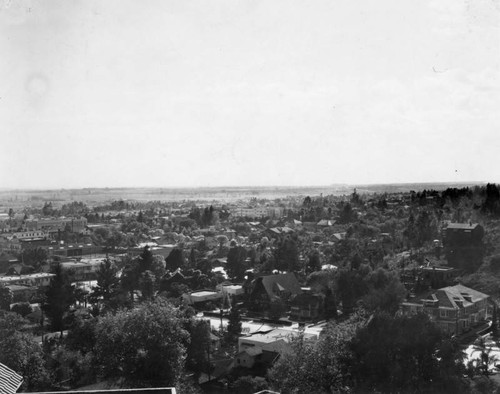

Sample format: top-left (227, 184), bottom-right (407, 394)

top-left (258, 273), bottom-right (302, 298)
top-left (423, 284), bottom-right (489, 309)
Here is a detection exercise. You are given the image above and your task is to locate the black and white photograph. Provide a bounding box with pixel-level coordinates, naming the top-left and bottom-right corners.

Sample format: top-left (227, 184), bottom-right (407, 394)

top-left (1, 0), bottom-right (499, 393)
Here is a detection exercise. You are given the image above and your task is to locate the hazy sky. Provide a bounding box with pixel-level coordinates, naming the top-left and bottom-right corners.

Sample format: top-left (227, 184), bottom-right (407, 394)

top-left (1, 0), bottom-right (499, 189)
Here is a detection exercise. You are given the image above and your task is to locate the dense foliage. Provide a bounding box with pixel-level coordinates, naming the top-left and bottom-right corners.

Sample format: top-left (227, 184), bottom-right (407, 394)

top-left (93, 299), bottom-right (189, 386)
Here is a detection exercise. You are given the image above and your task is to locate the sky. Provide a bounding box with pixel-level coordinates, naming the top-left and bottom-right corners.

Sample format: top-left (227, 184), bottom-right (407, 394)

top-left (1, 0), bottom-right (499, 189)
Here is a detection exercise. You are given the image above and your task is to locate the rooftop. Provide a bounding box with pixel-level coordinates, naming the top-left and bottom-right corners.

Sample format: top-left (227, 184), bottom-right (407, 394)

top-left (417, 284), bottom-right (489, 309)
top-left (244, 328), bottom-right (317, 344)
top-left (446, 222), bottom-right (480, 230)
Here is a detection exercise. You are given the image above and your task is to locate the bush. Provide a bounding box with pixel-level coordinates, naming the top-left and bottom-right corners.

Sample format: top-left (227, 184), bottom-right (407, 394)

top-left (490, 255), bottom-right (500, 272)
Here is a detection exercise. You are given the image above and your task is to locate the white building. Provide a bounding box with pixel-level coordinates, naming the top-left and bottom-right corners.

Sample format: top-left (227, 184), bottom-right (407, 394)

top-left (238, 328), bottom-right (317, 354)
top-left (182, 291), bottom-right (222, 305)
top-left (10, 231), bottom-right (48, 240)
top-left (0, 272), bottom-right (55, 287)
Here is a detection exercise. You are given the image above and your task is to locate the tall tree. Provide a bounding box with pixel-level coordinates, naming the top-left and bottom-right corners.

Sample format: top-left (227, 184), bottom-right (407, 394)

top-left (0, 284), bottom-right (13, 311)
top-left (165, 248), bottom-right (185, 272)
top-left (65, 314), bottom-right (97, 355)
top-left (482, 183), bottom-right (500, 216)
top-left (120, 262), bottom-right (140, 303)
top-left (226, 304), bottom-right (242, 343)
top-left (91, 258), bottom-right (119, 309)
top-left (335, 267), bottom-right (368, 314)
top-left (306, 250), bottom-right (321, 273)
top-left (362, 268), bottom-right (406, 315)
top-left (93, 299), bottom-right (189, 387)
top-left (185, 319), bottom-right (211, 379)
top-left (138, 246), bottom-right (154, 273)
top-left (274, 236), bottom-right (300, 272)
top-left (0, 319), bottom-right (52, 391)
top-left (339, 203), bottom-right (355, 223)
top-left (42, 263), bottom-right (75, 333)
top-left (226, 246), bottom-right (247, 280)
top-left (150, 255), bottom-right (166, 281)
top-left (415, 209), bottom-right (436, 246)
top-left (139, 270), bottom-right (156, 300)
top-left (19, 247), bottom-right (48, 269)
top-left (268, 313), bottom-right (365, 393)
top-left (350, 313), bottom-right (463, 393)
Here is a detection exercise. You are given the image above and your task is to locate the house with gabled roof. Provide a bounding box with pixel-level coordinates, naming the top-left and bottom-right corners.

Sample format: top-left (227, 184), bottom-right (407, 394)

top-left (332, 232), bottom-right (347, 243)
top-left (317, 219), bottom-right (335, 227)
top-left (290, 293), bottom-right (324, 321)
top-left (400, 284), bottom-right (489, 335)
top-left (248, 272), bottom-right (302, 311)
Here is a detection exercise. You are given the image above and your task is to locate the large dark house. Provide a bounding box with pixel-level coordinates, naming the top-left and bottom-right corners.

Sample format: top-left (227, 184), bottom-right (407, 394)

top-left (247, 272), bottom-right (302, 311)
top-left (443, 222), bottom-right (484, 246)
top-left (290, 293), bottom-right (324, 321)
top-left (443, 222), bottom-right (485, 271)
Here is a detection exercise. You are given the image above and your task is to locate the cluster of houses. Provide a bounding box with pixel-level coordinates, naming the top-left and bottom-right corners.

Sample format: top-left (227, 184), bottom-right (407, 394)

top-left (0, 202), bottom-right (494, 356)
top-left (0, 215), bottom-right (88, 235)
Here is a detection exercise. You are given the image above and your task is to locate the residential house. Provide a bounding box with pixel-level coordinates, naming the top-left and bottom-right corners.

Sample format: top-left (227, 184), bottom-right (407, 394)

top-left (331, 232), bottom-right (347, 243)
top-left (400, 284), bottom-right (489, 336)
top-left (266, 227), bottom-right (294, 239)
top-left (290, 293), bottom-right (324, 321)
top-left (248, 272), bottom-right (302, 311)
top-left (443, 222), bottom-right (485, 269)
top-left (421, 266), bottom-right (459, 289)
top-left (317, 219), bottom-right (335, 228)
top-left (0, 237), bottom-right (22, 254)
top-left (60, 259), bottom-right (103, 281)
top-left (6, 284), bottom-right (38, 303)
top-left (238, 328), bottom-right (317, 354)
top-left (443, 222), bottom-right (484, 246)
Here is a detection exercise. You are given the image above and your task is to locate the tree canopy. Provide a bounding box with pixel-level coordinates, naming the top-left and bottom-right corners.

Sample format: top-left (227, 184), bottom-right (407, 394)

top-left (42, 263), bottom-right (75, 333)
top-left (93, 299), bottom-right (189, 387)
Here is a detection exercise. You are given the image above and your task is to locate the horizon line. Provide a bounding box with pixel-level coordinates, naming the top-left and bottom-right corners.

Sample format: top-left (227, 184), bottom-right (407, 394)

top-left (0, 180), bottom-right (490, 192)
